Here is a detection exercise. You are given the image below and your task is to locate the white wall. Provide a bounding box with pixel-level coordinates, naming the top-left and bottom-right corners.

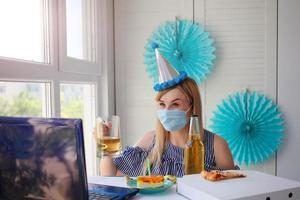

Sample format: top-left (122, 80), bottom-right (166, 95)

top-left (114, 0), bottom-right (278, 175)
top-left (277, 0), bottom-right (300, 181)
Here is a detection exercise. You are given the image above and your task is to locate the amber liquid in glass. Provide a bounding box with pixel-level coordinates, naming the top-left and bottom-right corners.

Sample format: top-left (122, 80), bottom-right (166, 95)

top-left (184, 134), bottom-right (205, 174)
top-left (97, 136), bottom-right (121, 156)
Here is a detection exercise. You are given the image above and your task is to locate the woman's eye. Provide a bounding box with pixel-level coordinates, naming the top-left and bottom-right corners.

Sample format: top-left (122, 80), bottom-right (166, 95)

top-left (172, 103), bottom-right (179, 107)
top-left (169, 103), bottom-right (179, 109)
top-left (159, 102), bottom-right (165, 107)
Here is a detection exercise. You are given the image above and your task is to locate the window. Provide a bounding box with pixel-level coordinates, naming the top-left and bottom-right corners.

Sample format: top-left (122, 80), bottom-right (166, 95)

top-left (0, 0), bottom-right (49, 63)
top-left (60, 83), bottom-right (96, 122)
top-left (0, 81), bottom-right (50, 117)
top-left (60, 83), bottom-right (96, 175)
top-left (0, 0), bottom-right (111, 176)
top-left (66, 0), bottom-right (96, 62)
top-left (59, 0), bottom-right (100, 74)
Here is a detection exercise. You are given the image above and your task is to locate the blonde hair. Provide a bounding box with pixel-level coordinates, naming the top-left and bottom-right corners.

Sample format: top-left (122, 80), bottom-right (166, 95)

top-left (143, 77), bottom-right (204, 174)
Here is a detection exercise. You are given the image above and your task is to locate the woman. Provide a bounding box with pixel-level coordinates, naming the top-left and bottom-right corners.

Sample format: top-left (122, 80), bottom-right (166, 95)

top-left (100, 77), bottom-right (236, 177)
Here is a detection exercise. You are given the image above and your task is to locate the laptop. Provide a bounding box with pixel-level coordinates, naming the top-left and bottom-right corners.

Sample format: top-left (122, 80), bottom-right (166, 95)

top-left (0, 116), bottom-right (139, 200)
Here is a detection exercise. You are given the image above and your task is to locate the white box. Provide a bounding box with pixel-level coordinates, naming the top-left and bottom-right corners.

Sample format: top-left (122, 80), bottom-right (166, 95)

top-left (177, 170), bottom-right (300, 200)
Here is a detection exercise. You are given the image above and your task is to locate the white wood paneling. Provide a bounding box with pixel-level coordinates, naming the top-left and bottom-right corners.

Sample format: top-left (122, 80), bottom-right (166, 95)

top-left (115, 0), bottom-right (277, 175)
top-left (277, 0), bottom-right (300, 181)
top-left (194, 0), bottom-right (277, 175)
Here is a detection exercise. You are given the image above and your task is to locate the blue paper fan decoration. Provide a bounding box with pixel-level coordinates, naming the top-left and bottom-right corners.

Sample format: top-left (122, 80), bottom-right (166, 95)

top-left (144, 19), bottom-right (216, 84)
top-left (210, 91), bottom-right (284, 165)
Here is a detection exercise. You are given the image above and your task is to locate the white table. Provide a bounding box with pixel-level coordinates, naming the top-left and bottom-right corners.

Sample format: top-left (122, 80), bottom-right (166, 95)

top-left (88, 176), bottom-right (186, 200)
top-left (89, 171), bottom-right (300, 200)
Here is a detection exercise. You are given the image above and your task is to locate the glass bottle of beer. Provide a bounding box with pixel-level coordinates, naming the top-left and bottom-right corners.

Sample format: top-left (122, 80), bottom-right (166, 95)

top-left (184, 115), bottom-right (205, 175)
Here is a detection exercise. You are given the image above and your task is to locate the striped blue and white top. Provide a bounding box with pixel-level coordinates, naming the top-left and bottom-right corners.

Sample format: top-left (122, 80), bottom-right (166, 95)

top-left (113, 129), bottom-right (237, 177)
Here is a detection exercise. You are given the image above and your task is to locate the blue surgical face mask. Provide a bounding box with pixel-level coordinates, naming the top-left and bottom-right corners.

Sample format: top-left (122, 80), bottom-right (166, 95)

top-left (157, 107), bottom-right (191, 132)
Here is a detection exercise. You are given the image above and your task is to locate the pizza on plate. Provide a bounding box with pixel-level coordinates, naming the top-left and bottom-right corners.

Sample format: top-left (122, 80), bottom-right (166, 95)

top-left (201, 170), bottom-right (246, 181)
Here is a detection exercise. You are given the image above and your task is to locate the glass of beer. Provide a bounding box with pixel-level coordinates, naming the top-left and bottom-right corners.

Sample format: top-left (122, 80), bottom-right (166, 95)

top-left (95, 115), bottom-right (121, 157)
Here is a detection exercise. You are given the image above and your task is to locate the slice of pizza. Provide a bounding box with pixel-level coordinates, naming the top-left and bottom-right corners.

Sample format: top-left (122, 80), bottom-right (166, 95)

top-left (201, 170), bottom-right (246, 181)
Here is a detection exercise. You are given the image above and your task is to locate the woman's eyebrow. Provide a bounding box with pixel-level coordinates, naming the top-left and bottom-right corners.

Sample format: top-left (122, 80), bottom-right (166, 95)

top-left (159, 98), bottom-right (185, 103)
top-left (171, 98), bottom-right (184, 103)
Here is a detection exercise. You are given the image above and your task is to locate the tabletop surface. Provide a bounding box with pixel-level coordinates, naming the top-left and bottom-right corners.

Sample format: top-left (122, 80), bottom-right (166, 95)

top-left (88, 171), bottom-right (300, 200)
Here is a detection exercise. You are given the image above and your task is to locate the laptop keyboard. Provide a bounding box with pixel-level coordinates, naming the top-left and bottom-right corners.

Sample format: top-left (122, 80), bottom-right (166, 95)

top-left (88, 191), bottom-right (118, 200)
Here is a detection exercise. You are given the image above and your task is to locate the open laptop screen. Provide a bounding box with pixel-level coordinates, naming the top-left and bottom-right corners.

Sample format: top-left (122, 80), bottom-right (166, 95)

top-left (0, 117), bottom-right (88, 200)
